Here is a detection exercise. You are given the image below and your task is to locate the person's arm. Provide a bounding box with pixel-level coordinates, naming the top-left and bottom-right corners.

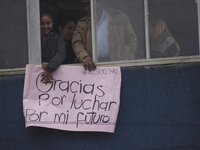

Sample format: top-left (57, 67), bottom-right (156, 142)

top-left (45, 34), bottom-right (66, 73)
top-left (72, 20), bottom-right (96, 71)
top-left (72, 20), bottom-right (89, 62)
top-left (41, 34), bottom-right (66, 84)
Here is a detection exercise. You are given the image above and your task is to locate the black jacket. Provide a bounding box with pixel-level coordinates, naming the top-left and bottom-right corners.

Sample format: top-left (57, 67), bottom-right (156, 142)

top-left (41, 31), bottom-right (66, 73)
top-left (62, 41), bottom-right (77, 64)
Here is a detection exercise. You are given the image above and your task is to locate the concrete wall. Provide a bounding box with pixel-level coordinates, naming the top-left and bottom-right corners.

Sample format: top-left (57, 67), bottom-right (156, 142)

top-left (0, 63), bottom-right (200, 150)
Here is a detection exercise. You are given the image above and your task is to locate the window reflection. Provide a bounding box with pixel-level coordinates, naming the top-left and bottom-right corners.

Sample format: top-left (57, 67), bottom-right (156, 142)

top-left (96, 0), bottom-right (145, 62)
top-left (148, 0), bottom-right (199, 58)
top-left (149, 17), bottom-right (180, 58)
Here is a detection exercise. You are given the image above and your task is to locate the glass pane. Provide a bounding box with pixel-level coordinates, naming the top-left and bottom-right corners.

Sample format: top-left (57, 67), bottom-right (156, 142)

top-left (0, 0), bottom-right (28, 69)
top-left (94, 0), bottom-right (145, 62)
top-left (148, 0), bottom-right (199, 58)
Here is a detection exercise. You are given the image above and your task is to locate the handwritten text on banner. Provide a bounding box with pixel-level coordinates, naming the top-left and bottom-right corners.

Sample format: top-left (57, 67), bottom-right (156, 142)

top-left (23, 65), bottom-right (121, 133)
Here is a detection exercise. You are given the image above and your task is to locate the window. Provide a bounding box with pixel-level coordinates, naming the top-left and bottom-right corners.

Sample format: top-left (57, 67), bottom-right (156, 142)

top-left (148, 0), bottom-right (199, 57)
top-left (9, 0), bottom-right (200, 73)
top-left (0, 0), bottom-right (28, 70)
top-left (92, 0), bottom-right (145, 62)
top-left (92, 0), bottom-right (200, 65)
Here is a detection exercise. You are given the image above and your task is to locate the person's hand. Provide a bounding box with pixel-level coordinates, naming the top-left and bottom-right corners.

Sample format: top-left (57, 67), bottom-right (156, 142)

top-left (82, 56), bottom-right (96, 71)
top-left (42, 62), bottom-right (49, 70)
top-left (41, 70), bottom-right (54, 84)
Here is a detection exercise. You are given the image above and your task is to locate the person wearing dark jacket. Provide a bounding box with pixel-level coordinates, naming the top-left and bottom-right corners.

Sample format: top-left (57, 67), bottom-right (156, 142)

top-left (56, 14), bottom-right (77, 64)
top-left (40, 9), bottom-right (66, 83)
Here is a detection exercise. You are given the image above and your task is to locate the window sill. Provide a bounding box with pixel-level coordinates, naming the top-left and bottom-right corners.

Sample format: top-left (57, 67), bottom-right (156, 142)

top-left (0, 55), bottom-right (200, 76)
top-left (0, 68), bottom-right (25, 76)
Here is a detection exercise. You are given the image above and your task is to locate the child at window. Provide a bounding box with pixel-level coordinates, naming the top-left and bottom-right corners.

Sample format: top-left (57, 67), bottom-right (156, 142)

top-left (40, 9), bottom-right (66, 83)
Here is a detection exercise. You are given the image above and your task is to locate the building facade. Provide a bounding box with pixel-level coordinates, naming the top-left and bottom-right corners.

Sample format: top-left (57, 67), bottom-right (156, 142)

top-left (0, 0), bottom-right (200, 149)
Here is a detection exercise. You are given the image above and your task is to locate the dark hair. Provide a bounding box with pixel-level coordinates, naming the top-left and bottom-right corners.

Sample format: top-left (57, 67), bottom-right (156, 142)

top-left (56, 14), bottom-right (77, 31)
top-left (40, 8), bottom-right (55, 23)
top-left (40, 8), bottom-right (56, 31)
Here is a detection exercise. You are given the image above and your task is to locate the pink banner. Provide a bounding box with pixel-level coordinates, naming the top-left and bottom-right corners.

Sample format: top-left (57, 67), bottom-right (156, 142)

top-left (23, 64), bottom-right (121, 133)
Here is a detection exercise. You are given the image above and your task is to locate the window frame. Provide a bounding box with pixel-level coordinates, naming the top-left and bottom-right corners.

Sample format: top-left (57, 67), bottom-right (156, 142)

top-left (0, 0), bottom-right (41, 75)
top-left (1, 0), bottom-right (200, 75)
top-left (91, 0), bottom-right (200, 67)
top-left (26, 0), bottom-right (41, 66)
top-left (197, 0), bottom-right (200, 53)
